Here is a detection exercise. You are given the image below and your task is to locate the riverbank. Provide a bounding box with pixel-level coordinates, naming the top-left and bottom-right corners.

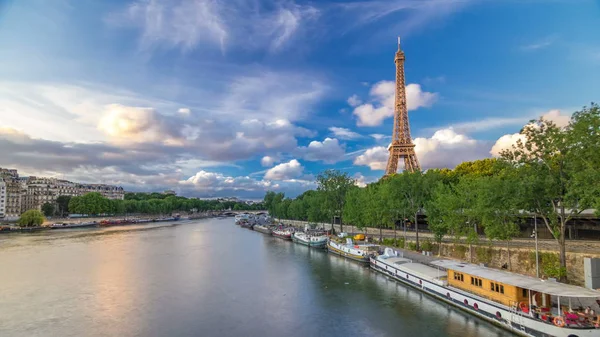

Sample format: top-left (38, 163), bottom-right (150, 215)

top-left (281, 220), bottom-right (600, 287)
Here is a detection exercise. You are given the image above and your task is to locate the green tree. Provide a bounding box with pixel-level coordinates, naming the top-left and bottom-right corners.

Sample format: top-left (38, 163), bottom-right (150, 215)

top-left (501, 113), bottom-right (589, 279)
top-left (386, 171), bottom-right (439, 250)
top-left (304, 191), bottom-right (328, 223)
top-left (68, 196), bottom-right (84, 214)
top-left (316, 169), bottom-right (355, 232)
top-left (41, 203), bottom-right (55, 217)
top-left (343, 186), bottom-right (368, 230)
top-left (568, 103), bottom-right (600, 215)
top-left (56, 195), bottom-right (71, 217)
top-left (428, 176), bottom-right (485, 259)
top-left (18, 210), bottom-right (45, 227)
top-left (287, 198), bottom-right (306, 220)
top-left (477, 174), bottom-right (522, 270)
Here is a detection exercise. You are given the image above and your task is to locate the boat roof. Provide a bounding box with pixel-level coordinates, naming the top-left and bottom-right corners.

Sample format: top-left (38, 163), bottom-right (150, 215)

top-left (379, 256), bottom-right (445, 281)
top-left (400, 263), bottom-right (447, 281)
top-left (431, 260), bottom-right (600, 298)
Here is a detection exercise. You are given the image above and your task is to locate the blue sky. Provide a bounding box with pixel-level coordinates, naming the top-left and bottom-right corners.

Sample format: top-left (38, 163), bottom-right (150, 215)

top-left (0, 0), bottom-right (598, 198)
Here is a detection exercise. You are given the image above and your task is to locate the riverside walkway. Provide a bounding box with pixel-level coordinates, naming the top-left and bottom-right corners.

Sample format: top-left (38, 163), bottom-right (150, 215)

top-left (282, 220), bottom-right (600, 253)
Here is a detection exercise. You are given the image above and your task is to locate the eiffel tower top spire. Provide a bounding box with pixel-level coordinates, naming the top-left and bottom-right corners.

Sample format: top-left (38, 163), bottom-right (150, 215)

top-left (385, 37), bottom-right (421, 175)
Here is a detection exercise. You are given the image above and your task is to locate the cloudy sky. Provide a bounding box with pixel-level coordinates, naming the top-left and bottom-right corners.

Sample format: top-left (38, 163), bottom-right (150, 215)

top-left (0, 0), bottom-right (598, 198)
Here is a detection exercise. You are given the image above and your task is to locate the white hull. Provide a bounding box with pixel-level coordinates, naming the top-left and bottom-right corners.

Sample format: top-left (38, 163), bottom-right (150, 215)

top-left (370, 257), bottom-right (599, 337)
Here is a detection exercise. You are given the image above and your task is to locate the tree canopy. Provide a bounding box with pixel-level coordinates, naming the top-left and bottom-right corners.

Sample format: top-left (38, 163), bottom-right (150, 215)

top-left (18, 210), bottom-right (45, 227)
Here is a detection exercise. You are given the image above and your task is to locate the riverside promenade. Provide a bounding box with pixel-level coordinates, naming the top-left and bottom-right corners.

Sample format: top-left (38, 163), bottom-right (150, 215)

top-left (281, 220), bottom-right (600, 253)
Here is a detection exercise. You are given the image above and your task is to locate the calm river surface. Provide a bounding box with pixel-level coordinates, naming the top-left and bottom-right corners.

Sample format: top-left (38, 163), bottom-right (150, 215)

top-left (0, 218), bottom-right (512, 337)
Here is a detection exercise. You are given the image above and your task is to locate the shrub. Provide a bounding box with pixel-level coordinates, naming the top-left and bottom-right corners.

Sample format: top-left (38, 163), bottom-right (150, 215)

top-left (421, 239), bottom-right (433, 252)
top-left (407, 241), bottom-right (417, 251)
top-left (476, 246), bottom-right (493, 264)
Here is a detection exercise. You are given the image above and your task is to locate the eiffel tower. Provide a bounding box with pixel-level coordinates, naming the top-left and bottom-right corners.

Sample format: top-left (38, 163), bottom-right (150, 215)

top-left (385, 37), bottom-right (421, 175)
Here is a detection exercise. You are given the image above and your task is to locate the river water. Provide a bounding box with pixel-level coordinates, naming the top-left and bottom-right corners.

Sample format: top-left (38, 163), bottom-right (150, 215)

top-left (0, 218), bottom-right (511, 337)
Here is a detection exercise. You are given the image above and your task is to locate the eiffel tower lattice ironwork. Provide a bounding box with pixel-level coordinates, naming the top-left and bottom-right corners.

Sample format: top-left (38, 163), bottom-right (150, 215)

top-left (385, 37), bottom-right (421, 175)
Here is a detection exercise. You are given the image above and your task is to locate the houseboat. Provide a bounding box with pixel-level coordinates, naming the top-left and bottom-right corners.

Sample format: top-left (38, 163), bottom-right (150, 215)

top-left (292, 230), bottom-right (328, 248)
top-left (370, 248), bottom-right (600, 337)
top-left (253, 224), bottom-right (272, 235)
top-left (49, 221), bottom-right (97, 229)
top-left (240, 221), bottom-right (254, 229)
top-left (327, 238), bottom-right (380, 263)
top-left (234, 213), bottom-right (252, 225)
top-left (272, 226), bottom-right (294, 240)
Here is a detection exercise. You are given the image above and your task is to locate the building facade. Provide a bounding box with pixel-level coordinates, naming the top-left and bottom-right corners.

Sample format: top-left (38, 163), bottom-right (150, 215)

top-left (0, 178), bottom-right (6, 218)
top-left (0, 168), bottom-right (125, 217)
top-left (0, 168), bottom-right (24, 220)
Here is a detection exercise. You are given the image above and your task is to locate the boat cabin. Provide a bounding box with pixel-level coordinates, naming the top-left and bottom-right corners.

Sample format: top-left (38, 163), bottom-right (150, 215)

top-left (441, 263), bottom-right (550, 307)
top-left (432, 260), bottom-right (600, 327)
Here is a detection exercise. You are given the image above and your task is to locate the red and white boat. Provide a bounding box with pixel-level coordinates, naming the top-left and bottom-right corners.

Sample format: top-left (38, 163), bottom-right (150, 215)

top-left (272, 226), bottom-right (294, 240)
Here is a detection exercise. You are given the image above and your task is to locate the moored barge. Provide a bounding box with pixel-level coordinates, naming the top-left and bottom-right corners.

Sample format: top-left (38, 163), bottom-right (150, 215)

top-left (370, 248), bottom-right (600, 337)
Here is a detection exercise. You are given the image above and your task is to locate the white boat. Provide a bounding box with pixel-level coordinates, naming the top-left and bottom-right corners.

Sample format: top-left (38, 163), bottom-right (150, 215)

top-left (292, 231), bottom-right (328, 248)
top-left (370, 248), bottom-right (600, 337)
top-left (327, 238), bottom-right (380, 263)
top-left (234, 213), bottom-right (252, 225)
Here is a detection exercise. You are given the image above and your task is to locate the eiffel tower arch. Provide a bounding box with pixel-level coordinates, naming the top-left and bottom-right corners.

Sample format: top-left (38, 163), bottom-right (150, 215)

top-left (385, 37), bottom-right (421, 176)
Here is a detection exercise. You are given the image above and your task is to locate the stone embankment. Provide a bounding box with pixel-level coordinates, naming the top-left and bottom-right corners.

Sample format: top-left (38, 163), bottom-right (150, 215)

top-left (282, 219), bottom-right (600, 287)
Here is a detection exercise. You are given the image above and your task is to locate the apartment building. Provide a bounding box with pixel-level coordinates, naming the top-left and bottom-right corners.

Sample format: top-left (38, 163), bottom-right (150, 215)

top-left (0, 168), bottom-right (24, 220)
top-left (0, 178), bottom-right (6, 218)
top-left (0, 168), bottom-right (125, 216)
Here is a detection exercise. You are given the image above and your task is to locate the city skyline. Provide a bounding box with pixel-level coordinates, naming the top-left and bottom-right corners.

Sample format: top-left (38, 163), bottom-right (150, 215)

top-left (0, 0), bottom-right (599, 198)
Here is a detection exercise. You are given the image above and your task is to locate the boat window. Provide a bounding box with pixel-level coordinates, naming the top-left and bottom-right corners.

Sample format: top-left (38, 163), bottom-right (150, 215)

top-left (522, 289), bottom-right (527, 297)
top-left (454, 272), bottom-right (464, 282)
top-left (491, 283), bottom-right (505, 294)
top-left (490, 282), bottom-right (495, 291)
top-left (470, 277), bottom-right (482, 287)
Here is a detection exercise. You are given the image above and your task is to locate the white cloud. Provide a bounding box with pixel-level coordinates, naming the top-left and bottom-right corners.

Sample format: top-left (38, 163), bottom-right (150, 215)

top-left (347, 94), bottom-right (362, 107)
top-left (413, 128), bottom-right (490, 169)
top-left (111, 0), bottom-right (319, 53)
top-left (264, 159), bottom-right (304, 180)
top-left (490, 109), bottom-right (571, 157)
top-left (178, 108), bottom-right (191, 114)
top-left (222, 71), bottom-right (326, 122)
top-left (353, 146), bottom-right (388, 170)
top-left (352, 81), bottom-right (437, 126)
top-left (370, 134), bottom-right (388, 141)
top-left (542, 109), bottom-right (570, 128)
top-left (355, 128), bottom-right (491, 171)
top-left (299, 138), bottom-right (346, 164)
top-left (329, 127), bottom-right (362, 140)
top-left (520, 35), bottom-right (557, 51)
top-left (353, 172), bottom-right (377, 188)
top-left (490, 133), bottom-right (525, 157)
top-left (98, 104), bottom-right (183, 145)
top-left (261, 156), bottom-right (278, 167)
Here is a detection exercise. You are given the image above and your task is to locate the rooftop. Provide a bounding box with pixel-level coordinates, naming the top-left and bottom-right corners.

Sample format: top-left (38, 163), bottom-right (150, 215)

top-left (431, 260), bottom-right (600, 298)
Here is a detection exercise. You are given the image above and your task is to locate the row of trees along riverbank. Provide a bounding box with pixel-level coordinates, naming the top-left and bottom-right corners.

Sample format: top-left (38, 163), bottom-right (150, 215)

top-left (264, 104), bottom-right (600, 282)
top-left (38, 192), bottom-right (264, 219)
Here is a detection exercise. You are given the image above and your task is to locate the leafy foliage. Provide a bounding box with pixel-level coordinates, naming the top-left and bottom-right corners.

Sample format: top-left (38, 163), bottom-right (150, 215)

top-left (67, 192), bottom-right (263, 216)
top-left (18, 210), bottom-right (45, 227)
top-left (41, 203), bottom-right (55, 217)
